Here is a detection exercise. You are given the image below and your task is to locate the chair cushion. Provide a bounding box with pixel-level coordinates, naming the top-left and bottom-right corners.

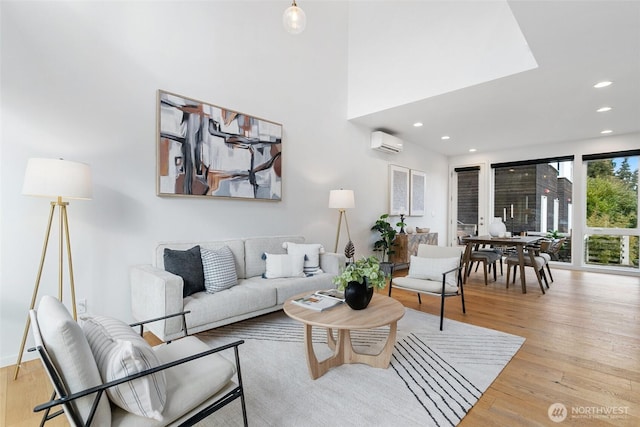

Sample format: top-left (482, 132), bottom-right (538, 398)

top-left (262, 252), bottom-right (306, 278)
top-left (283, 242), bottom-right (325, 275)
top-left (35, 296), bottom-right (112, 425)
top-left (539, 252), bottom-right (551, 262)
top-left (201, 246), bottom-right (238, 293)
top-left (507, 254), bottom-right (546, 269)
top-left (408, 255), bottom-right (459, 287)
top-left (164, 245), bottom-right (205, 297)
top-left (82, 315), bottom-right (167, 421)
top-left (392, 275), bottom-right (459, 294)
top-left (471, 250), bottom-right (501, 262)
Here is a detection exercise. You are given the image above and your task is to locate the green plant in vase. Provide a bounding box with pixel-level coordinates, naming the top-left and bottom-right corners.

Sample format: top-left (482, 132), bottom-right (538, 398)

top-left (333, 256), bottom-right (386, 310)
top-left (333, 256), bottom-right (387, 291)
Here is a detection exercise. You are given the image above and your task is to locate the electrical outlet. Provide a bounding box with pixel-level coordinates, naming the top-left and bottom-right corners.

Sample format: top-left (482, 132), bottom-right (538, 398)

top-left (77, 298), bottom-right (87, 314)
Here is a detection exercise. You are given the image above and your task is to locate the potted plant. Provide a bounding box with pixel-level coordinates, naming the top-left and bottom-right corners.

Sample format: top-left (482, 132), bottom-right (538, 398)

top-left (371, 213), bottom-right (402, 276)
top-left (547, 229), bottom-right (561, 239)
top-left (371, 214), bottom-right (397, 261)
top-left (333, 256), bottom-right (386, 310)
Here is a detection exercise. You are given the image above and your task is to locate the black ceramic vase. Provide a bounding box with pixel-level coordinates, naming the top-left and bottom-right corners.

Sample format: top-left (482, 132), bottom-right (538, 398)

top-left (344, 279), bottom-right (374, 310)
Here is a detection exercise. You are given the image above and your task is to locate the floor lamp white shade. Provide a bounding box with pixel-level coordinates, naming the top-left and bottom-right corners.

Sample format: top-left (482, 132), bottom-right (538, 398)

top-left (329, 189), bottom-right (355, 253)
top-left (328, 189), bottom-right (355, 210)
top-left (22, 158), bottom-right (92, 200)
top-left (15, 157), bottom-right (92, 380)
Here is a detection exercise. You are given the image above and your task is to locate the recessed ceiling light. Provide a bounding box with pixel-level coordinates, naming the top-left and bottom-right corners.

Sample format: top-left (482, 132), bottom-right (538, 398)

top-left (413, 122), bottom-right (423, 127)
top-left (596, 106), bottom-right (612, 113)
top-left (594, 81), bottom-right (612, 88)
top-left (601, 129), bottom-right (613, 134)
top-left (441, 135), bottom-right (450, 140)
top-left (469, 148), bottom-right (477, 152)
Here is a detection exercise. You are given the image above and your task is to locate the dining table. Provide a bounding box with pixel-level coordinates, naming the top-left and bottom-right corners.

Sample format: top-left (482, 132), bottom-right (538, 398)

top-left (460, 235), bottom-right (543, 293)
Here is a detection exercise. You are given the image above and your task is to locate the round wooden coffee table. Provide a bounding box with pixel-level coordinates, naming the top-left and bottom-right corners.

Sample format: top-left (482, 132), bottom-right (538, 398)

top-left (283, 293), bottom-right (405, 379)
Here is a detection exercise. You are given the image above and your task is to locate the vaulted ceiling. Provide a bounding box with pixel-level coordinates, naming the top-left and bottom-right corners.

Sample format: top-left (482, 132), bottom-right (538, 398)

top-left (348, 1), bottom-right (640, 157)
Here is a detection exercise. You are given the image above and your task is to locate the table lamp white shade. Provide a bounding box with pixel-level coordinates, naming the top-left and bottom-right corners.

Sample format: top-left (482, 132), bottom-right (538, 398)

top-left (328, 189), bottom-right (355, 209)
top-left (22, 158), bottom-right (92, 200)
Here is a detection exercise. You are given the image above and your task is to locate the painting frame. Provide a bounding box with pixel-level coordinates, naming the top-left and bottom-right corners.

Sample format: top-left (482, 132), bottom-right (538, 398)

top-left (389, 164), bottom-right (410, 215)
top-left (156, 90), bottom-right (283, 201)
top-left (409, 169), bottom-right (426, 216)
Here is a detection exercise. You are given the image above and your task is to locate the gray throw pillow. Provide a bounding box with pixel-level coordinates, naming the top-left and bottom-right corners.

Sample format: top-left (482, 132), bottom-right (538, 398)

top-left (201, 246), bottom-right (238, 293)
top-left (163, 246), bottom-right (205, 297)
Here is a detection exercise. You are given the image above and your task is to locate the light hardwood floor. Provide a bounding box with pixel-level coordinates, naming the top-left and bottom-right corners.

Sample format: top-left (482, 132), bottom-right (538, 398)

top-left (1, 268), bottom-right (638, 426)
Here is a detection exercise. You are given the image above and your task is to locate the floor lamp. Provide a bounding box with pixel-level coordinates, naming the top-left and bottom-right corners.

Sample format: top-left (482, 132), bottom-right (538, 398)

top-left (329, 189), bottom-right (355, 253)
top-left (14, 158), bottom-right (92, 380)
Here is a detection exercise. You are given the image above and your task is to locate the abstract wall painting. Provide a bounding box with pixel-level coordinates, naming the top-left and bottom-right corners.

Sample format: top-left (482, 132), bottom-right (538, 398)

top-left (157, 90), bottom-right (282, 200)
top-left (409, 169), bottom-right (426, 216)
top-left (389, 164), bottom-right (410, 215)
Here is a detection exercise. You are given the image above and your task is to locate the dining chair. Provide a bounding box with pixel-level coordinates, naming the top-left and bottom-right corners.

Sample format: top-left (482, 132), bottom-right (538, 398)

top-left (505, 243), bottom-right (549, 293)
top-left (539, 237), bottom-right (566, 282)
top-left (458, 235), bottom-right (502, 286)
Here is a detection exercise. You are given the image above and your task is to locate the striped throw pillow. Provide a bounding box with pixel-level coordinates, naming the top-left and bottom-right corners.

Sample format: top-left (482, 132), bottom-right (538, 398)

top-left (282, 242), bottom-right (325, 275)
top-left (201, 246), bottom-right (238, 293)
top-left (81, 315), bottom-right (166, 421)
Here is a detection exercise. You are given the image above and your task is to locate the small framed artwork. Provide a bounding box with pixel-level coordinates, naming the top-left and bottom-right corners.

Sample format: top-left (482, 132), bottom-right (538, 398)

top-left (389, 165), bottom-right (410, 215)
top-left (157, 90), bottom-right (283, 200)
top-left (409, 169), bottom-right (426, 216)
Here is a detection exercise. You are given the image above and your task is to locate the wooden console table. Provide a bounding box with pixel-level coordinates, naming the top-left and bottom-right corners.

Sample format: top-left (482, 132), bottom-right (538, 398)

top-left (390, 232), bottom-right (438, 266)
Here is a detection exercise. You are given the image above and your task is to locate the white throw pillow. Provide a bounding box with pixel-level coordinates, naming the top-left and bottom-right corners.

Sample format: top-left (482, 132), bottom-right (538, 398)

top-left (282, 242), bottom-right (325, 275)
top-left (201, 246), bottom-right (238, 293)
top-left (408, 255), bottom-right (459, 287)
top-left (262, 252), bottom-right (306, 278)
top-left (82, 315), bottom-right (167, 421)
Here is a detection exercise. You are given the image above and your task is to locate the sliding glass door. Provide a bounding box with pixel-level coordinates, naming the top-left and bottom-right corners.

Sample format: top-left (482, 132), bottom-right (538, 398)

top-left (583, 151), bottom-right (639, 270)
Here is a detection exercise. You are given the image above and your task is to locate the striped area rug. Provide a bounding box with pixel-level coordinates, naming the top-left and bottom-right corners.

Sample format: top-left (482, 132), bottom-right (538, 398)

top-left (197, 307), bottom-right (524, 427)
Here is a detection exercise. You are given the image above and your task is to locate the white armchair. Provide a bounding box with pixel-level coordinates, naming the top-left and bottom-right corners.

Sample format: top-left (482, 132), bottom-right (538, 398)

top-left (390, 244), bottom-right (465, 330)
top-left (29, 295), bottom-right (247, 426)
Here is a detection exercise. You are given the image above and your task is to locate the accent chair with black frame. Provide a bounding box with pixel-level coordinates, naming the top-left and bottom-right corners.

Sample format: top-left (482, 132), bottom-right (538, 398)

top-left (389, 244), bottom-right (465, 331)
top-left (29, 295), bottom-right (247, 426)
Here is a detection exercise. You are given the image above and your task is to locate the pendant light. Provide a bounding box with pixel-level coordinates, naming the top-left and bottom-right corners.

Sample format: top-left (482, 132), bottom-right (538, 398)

top-left (283, 0), bottom-right (306, 34)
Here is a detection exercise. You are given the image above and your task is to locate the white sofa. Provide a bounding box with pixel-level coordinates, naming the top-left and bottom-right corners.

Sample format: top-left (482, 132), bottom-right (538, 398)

top-left (131, 235), bottom-right (345, 341)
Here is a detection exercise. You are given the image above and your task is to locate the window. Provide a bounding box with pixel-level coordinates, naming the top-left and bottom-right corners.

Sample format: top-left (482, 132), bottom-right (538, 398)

top-left (583, 150), bottom-right (639, 270)
top-left (492, 156), bottom-right (574, 263)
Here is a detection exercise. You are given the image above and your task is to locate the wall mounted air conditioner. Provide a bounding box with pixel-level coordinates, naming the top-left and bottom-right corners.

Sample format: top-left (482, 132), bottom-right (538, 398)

top-left (371, 131), bottom-right (403, 153)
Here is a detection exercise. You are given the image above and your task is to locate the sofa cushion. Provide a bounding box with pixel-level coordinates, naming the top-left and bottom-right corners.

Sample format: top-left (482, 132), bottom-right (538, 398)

top-left (283, 242), bottom-right (325, 275)
top-left (164, 246), bottom-right (205, 297)
top-left (82, 315), bottom-right (166, 421)
top-left (35, 296), bottom-right (112, 425)
top-left (201, 246), bottom-right (238, 293)
top-left (183, 281), bottom-right (277, 327)
top-left (262, 253), bottom-right (306, 278)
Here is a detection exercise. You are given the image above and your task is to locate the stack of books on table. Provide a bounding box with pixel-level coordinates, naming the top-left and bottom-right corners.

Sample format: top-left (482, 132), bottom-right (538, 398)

top-left (292, 289), bottom-right (345, 311)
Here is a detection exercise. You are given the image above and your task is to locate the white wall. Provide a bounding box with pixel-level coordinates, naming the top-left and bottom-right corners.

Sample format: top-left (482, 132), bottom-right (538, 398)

top-left (346, 0), bottom-right (537, 119)
top-left (0, 1), bottom-right (448, 366)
